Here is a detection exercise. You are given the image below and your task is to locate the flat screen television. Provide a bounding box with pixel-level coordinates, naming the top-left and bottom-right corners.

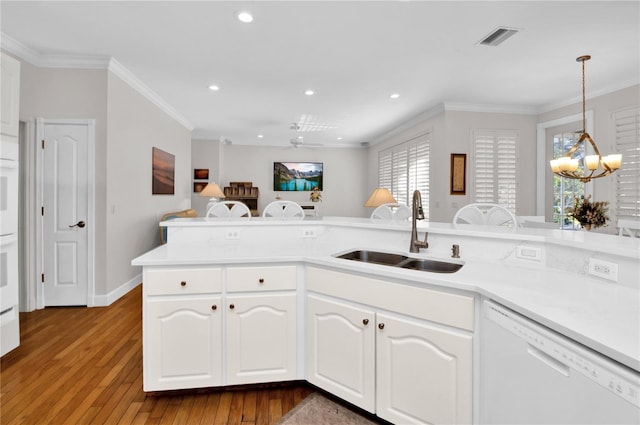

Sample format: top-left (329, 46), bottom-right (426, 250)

top-left (273, 162), bottom-right (323, 191)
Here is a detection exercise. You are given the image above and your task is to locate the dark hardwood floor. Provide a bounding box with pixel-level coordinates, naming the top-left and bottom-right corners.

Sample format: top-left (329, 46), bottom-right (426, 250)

top-left (0, 285), bottom-right (313, 424)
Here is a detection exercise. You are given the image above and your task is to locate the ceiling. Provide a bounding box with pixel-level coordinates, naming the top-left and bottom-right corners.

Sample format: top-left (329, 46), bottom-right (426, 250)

top-left (1, 1), bottom-right (639, 147)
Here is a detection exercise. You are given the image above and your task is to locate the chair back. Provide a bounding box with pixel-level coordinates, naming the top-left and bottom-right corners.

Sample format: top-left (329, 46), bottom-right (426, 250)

top-left (453, 203), bottom-right (517, 227)
top-left (206, 201), bottom-right (252, 219)
top-left (370, 203), bottom-right (412, 221)
top-left (262, 201), bottom-right (305, 219)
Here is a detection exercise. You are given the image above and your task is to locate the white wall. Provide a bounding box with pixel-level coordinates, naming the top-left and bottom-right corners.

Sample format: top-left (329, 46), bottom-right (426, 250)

top-left (106, 73), bottom-right (192, 296)
top-left (190, 139), bottom-right (221, 216)
top-left (216, 144), bottom-right (369, 217)
top-left (368, 108), bottom-right (537, 222)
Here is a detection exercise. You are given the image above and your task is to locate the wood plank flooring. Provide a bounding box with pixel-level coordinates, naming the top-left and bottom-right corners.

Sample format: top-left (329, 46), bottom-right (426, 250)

top-left (0, 285), bottom-right (313, 424)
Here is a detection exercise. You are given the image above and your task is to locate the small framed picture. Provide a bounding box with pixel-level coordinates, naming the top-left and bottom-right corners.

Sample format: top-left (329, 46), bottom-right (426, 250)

top-left (194, 182), bottom-right (207, 193)
top-left (450, 153), bottom-right (466, 195)
top-left (194, 169), bottom-right (209, 180)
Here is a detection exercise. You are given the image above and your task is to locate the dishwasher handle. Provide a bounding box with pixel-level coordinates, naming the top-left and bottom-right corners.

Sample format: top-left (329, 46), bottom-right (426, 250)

top-left (527, 344), bottom-right (570, 377)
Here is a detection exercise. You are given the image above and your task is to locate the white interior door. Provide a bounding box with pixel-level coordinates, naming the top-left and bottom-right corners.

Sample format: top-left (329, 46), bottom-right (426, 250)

top-left (40, 121), bottom-right (90, 306)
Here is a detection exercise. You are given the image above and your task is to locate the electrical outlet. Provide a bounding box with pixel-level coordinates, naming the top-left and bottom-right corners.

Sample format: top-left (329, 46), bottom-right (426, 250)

top-left (302, 229), bottom-right (317, 238)
top-left (225, 230), bottom-right (240, 240)
top-left (588, 258), bottom-right (618, 282)
top-left (516, 246), bottom-right (542, 262)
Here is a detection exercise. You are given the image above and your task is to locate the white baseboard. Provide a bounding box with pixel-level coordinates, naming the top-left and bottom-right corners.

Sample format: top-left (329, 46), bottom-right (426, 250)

top-left (92, 274), bottom-right (141, 307)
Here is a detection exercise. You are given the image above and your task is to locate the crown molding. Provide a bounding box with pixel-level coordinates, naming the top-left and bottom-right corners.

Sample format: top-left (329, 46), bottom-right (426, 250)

top-left (537, 78), bottom-right (640, 114)
top-left (1, 32), bottom-right (193, 131)
top-left (443, 102), bottom-right (538, 115)
top-left (107, 58), bottom-right (193, 131)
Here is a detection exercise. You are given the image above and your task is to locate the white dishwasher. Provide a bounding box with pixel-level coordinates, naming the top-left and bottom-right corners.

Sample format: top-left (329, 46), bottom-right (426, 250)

top-left (480, 300), bottom-right (640, 425)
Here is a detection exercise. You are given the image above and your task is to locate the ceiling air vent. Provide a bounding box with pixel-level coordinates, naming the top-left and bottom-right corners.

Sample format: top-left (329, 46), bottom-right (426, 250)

top-left (478, 27), bottom-right (519, 46)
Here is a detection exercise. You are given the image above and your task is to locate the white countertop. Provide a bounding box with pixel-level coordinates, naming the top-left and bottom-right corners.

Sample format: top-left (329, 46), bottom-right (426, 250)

top-left (133, 217), bottom-right (640, 371)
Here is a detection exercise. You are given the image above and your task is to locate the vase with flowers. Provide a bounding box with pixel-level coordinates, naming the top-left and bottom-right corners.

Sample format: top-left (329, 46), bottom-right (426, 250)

top-left (309, 187), bottom-right (322, 202)
top-left (566, 195), bottom-right (609, 230)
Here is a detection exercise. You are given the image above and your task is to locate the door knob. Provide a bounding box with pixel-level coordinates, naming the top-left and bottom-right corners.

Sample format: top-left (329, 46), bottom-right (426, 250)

top-left (69, 221), bottom-right (86, 228)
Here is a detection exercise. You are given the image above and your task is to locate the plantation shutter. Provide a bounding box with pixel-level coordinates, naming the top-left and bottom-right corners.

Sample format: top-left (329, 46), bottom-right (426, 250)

top-left (614, 106), bottom-right (640, 221)
top-left (377, 133), bottom-right (430, 218)
top-left (473, 130), bottom-right (517, 213)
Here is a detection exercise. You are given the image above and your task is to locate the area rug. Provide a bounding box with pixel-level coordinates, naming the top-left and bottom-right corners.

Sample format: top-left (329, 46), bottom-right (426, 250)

top-left (276, 392), bottom-right (382, 425)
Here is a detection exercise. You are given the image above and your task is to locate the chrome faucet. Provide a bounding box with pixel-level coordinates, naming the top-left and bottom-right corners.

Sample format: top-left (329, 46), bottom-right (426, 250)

top-left (410, 190), bottom-right (428, 253)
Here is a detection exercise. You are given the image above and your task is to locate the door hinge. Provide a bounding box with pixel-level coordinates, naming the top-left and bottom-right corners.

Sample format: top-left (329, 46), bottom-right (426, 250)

top-left (41, 206), bottom-right (44, 216)
top-left (41, 273), bottom-right (45, 283)
top-left (41, 139), bottom-right (45, 149)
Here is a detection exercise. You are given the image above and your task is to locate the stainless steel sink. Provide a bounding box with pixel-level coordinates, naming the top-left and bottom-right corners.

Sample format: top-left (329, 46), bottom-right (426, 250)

top-left (398, 258), bottom-right (463, 274)
top-left (336, 250), bottom-right (408, 266)
top-left (335, 250), bottom-right (463, 273)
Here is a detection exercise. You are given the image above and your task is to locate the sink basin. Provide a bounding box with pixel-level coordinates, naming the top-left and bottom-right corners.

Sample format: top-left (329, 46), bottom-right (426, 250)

top-left (335, 250), bottom-right (463, 273)
top-left (336, 250), bottom-right (408, 266)
top-left (399, 258), bottom-right (463, 274)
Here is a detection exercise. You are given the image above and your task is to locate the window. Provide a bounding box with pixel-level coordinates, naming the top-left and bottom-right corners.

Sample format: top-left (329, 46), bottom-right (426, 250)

top-left (614, 106), bottom-right (640, 221)
top-left (472, 130), bottom-right (517, 213)
top-left (550, 128), bottom-right (585, 226)
top-left (378, 134), bottom-right (430, 218)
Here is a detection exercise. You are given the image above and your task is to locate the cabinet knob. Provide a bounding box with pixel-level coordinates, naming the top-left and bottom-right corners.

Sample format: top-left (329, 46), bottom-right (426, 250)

top-left (378, 323), bottom-right (385, 330)
top-left (258, 278), bottom-right (264, 284)
top-left (362, 319), bottom-right (369, 325)
top-left (211, 305), bottom-right (217, 311)
top-left (229, 304), bottom-right (235, 310)
top-left (180, 281), bottom-right (187, 287)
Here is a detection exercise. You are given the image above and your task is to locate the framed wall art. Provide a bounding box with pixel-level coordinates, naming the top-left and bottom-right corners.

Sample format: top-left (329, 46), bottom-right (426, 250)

top-left (152, 147), bottom-right (175, 195)
top-left (194, 181), bottom-right (207, 193)
top-left (450, 153), bottom-right (466, 195)
top-left (194, 168), bottom-right (209, 180)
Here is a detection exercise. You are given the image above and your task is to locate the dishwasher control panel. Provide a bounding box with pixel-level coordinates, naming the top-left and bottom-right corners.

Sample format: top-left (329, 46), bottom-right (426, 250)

top-left (485, 300), bottom-right (640, 409)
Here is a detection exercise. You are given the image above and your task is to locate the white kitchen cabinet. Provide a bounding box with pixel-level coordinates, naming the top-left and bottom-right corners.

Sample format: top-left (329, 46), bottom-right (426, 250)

top-left (376, 313), bottom-right (473, 425)
top-left (145, 296), bottom-right (222, 391)
top-left (226, 265), bottom-right (297, 385)
top-left (226, 293), bottom-right (297, 385)
top-left (143, 267), bottom-right (223, 391)
top-left (1, 52), bottom-right (21, 138)
top-left (307, 294), bottom-right (376, 412)
top-left (306, 267), bottom-right (474, 424)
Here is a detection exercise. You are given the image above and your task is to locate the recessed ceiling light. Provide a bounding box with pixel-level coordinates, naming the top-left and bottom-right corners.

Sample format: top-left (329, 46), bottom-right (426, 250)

top-left (390, 93), bottom-right (400, 99)
top-left (257, 134), bottom-right (264, 138)
top-left (209, 85), bottom-right (219, 91)
top-left (305, 90), bottom-right (314, 96)
top-left (337, 137), bottom-right (343, 140)
top-left (237, 11), bottom-right (253, 23)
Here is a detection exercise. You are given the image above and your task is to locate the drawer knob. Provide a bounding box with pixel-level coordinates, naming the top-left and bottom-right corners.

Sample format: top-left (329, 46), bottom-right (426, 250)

top-left (211, 305), bottom-right (217, 311)
top-left (258, 278), bottom-right (265, 284)
top-left (229, 304), bottom-right (235, 310)
top-left (378, 323), bottom-right (385, 330)
top-left (362, 319), bottom-right (369, 325)
top-left (180, 281), bottom-right (187, 287)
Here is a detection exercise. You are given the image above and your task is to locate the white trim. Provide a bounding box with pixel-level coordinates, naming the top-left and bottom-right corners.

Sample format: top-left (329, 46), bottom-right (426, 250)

top-left (107, 58), bottom-right (193, 131)
top-left (35, 118), bottom-right (96, 309)
top-left (93, 276), bottom-right (141, 307)
top-left (19, 119), bottom-right (38, 312)
top-left (538, 79), bottom-right (640, 114)
top-left (444, 102), bottom-right (538, 115)
top-left (2, 32), bottom-right (193, 131)
top-left (535, 111), bottom-right (594, 216)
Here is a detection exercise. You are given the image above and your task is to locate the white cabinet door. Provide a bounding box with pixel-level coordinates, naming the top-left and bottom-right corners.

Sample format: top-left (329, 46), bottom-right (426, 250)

top-left (145, 296), bottom-right (222, 391)
top-left (307, 294), bottom-right (376, 412)
top-left (226, 293), bottom-right (297, 385)
top-left (376, 313), bottom-right (473, 425)
top-left (0, 53), bottom-right (20, 139)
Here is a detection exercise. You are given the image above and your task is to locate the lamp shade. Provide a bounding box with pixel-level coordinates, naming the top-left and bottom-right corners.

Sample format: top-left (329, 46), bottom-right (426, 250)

top-left (199, 183), bottom-right (225, 199)
top-left (364, 188), bottom-right (396, 207)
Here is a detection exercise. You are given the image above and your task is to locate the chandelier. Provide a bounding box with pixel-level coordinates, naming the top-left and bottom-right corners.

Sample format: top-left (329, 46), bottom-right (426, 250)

top-left (549, 55), bottom-right (621, 182)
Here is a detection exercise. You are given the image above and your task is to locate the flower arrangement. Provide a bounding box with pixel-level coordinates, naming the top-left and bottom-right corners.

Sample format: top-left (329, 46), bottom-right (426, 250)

top-left (566, 195), bottom-right (609, 229)
top-left (309, 187), bottom-right (322, 202)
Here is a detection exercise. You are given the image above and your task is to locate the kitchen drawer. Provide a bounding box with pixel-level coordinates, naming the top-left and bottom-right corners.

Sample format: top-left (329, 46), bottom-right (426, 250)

top-left (145, 267), bottom-right (222, 296)
top-left (227, 265), bottom-right (296, 292)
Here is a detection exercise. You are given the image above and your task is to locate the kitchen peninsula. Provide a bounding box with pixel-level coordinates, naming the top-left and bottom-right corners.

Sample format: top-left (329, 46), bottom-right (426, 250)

top-left (132, 217), bottom-right (640, 424)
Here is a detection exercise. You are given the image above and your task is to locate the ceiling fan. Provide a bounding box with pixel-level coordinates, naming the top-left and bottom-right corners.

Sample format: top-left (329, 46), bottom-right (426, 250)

top-left (289, 123), bottom-right (323, 148)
